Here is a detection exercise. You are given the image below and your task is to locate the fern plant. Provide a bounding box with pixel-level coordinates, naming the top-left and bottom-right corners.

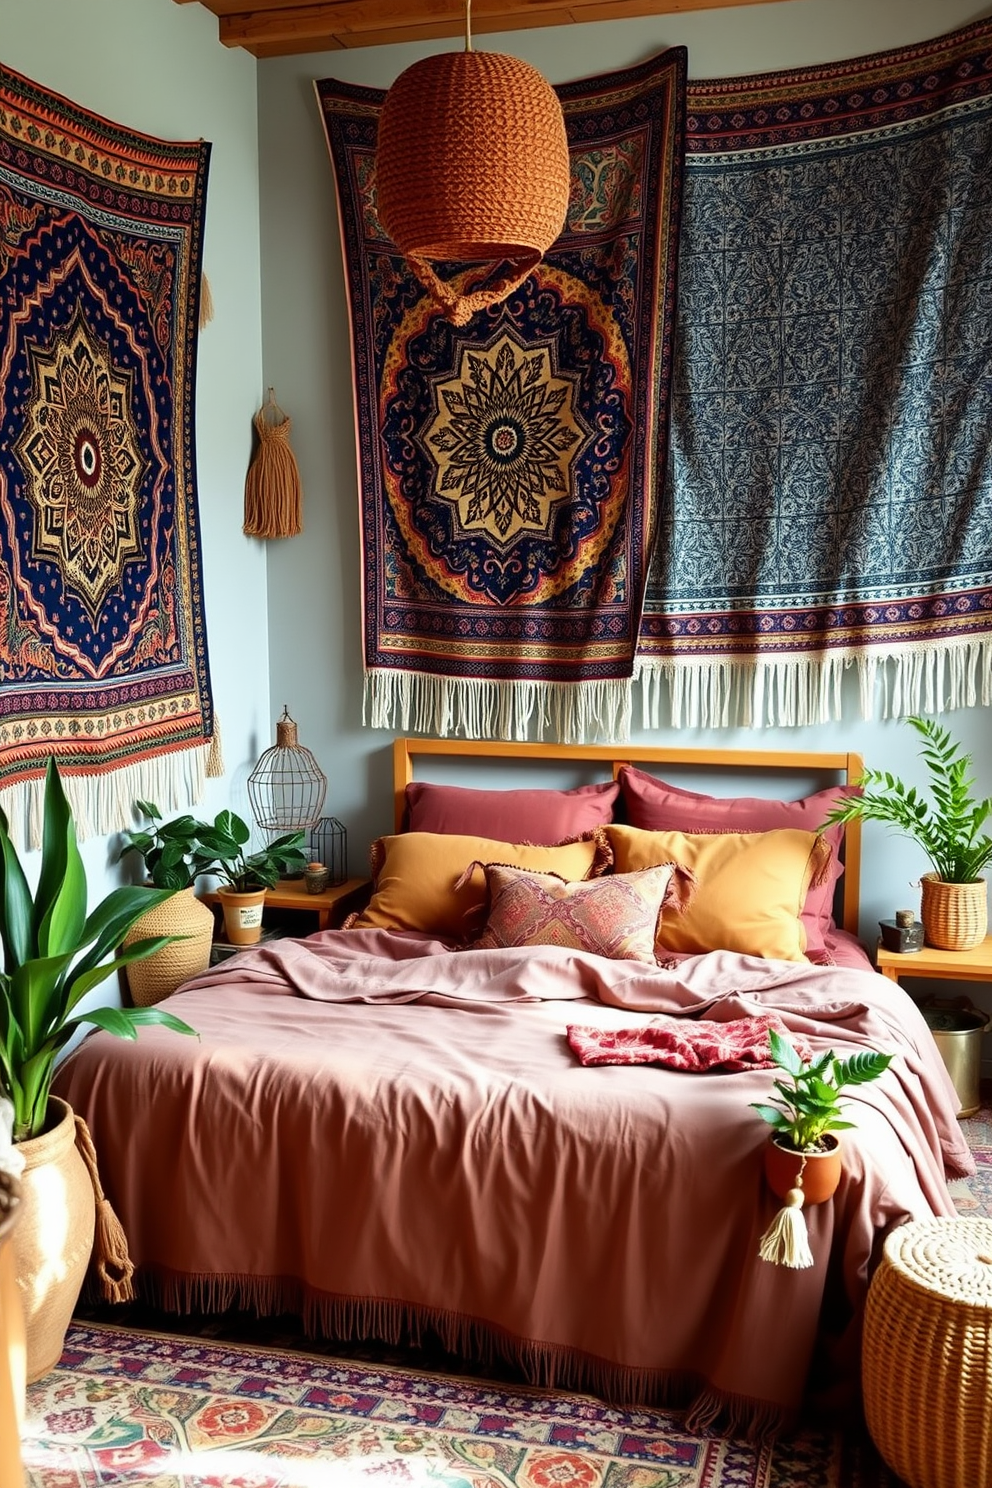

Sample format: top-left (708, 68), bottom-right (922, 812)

top-left (751, 1028), bottom-right (893, 1152)
top-left (821, 715), bottom-right (992, 883)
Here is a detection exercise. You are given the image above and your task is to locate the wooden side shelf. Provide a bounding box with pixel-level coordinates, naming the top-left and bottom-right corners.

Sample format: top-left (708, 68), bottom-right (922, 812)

top-left (876, 935), bottom-right (992, 986)
top-left (200, 876), bottom-right (370, 934)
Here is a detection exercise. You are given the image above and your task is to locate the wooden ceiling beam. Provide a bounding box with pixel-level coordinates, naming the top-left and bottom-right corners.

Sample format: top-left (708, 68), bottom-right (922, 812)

top-left (195, 0), bottom-right (797, 58)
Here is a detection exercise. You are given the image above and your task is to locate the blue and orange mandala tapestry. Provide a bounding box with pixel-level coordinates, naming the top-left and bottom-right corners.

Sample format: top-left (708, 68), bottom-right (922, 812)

top-left (318, 52), bottom-right (685, 742)
top-left (0, 63), bottom-right (216, 841)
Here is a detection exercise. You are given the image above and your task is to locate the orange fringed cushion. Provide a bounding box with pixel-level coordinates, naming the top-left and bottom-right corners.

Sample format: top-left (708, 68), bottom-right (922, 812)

top-left (605, 825), bottom-right (831, 962)
top-left (350, 829), bottom-right (611, 940)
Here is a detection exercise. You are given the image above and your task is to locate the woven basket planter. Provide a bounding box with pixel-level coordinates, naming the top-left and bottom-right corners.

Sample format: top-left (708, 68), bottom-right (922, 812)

top-left (123, 887), bottom-right (215, 1005)
top-left (13, 1099), bottom-right (95, 1383)
top-left (920, 873), bottom-right (988, 951)
top-left (863, 1217), bottom-right (992, 1488)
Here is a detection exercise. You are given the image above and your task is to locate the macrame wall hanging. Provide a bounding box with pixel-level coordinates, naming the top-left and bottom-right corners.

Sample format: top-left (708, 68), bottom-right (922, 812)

top-left (243, 387), bottom-right (303, 539)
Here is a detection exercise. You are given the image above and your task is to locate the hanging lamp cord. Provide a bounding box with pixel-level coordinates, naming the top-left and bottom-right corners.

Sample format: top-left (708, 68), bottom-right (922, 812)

top-left (465, 0), bottom-right (472, 51)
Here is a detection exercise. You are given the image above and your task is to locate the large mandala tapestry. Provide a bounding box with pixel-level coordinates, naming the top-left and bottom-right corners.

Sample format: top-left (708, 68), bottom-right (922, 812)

top-left (639, 19), bottom-right (992, 727)
top-left (0, 63), bottom-right (216, 840)
top-left (318, 51), bottom-right (685, 741)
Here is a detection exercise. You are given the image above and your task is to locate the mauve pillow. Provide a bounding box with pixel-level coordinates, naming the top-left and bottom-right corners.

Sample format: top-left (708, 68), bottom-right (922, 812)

top-left (405, 779), bottom-right (619, 844)
top-left (617, 766), bottom-right (860, 959)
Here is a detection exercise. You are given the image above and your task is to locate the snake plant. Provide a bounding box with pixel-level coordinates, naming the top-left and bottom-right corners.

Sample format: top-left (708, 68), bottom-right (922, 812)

top-left (0, 758), bottom-right (196, 1142)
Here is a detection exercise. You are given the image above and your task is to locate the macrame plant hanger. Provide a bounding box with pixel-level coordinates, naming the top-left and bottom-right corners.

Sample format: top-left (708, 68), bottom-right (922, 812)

top-left (243, 387), bottom-right (303, 539)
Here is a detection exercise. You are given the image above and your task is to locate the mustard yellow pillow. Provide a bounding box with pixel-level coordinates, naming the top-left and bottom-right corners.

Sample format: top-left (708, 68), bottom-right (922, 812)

top-left (351, 830), bottom-right (611, 938)
top-left (604, 824), bottom-right (831, 961)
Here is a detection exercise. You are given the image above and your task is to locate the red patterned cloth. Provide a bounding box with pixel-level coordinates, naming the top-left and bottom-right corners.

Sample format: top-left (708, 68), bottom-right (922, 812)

top-left (567, 1012), bottom-right (812, 1072)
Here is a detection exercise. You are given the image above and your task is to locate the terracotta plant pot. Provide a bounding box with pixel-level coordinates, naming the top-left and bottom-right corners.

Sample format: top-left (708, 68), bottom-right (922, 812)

top-left (764, 1132), bottom-right (842, 1205)
top-left (217, 887), bottom-right (266, 945)
top-left (920, 873), bottom-right (988, 952)
top-left (123, 887), bottom-right (215, 1004)
top-left (12, 1098), bottom-right (95, 1382)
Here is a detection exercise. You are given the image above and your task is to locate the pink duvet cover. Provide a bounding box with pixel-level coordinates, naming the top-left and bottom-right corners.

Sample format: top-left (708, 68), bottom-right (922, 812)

top-left (53, 929), bottom-right (971, 1434)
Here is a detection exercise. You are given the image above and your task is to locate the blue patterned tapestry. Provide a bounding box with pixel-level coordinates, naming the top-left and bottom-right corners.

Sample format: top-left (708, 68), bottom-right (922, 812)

top-left (318, 52), bottom-right (685, 743)
top-left (638, 20), bottom-right (992, 728)
top-left (0, 63), bottom-right (217, 842)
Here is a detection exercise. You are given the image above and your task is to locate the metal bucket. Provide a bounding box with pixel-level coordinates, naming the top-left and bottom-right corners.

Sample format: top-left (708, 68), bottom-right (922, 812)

top-left (922, 1002), bottom-right (990, 1118)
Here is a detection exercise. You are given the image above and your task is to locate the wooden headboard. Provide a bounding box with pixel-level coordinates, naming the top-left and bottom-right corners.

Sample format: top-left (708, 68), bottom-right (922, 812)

top-left (393, 738), bottom-right (864, 936)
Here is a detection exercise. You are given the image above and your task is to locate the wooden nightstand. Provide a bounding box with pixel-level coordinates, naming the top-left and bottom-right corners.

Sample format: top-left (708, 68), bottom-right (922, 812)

top-left (876, 935), bottom-right (992, 987)
top-left (200, 876), bottom-right (370, 935)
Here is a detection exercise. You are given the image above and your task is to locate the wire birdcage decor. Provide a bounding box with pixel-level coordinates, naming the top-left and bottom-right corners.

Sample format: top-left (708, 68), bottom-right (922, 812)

top-left (309, 817), bottom-right (348, 886)
top-left (247, 707), bottom-right (327, 835)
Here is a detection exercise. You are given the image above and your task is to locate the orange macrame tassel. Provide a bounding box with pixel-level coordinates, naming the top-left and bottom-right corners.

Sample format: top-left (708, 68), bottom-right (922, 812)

top-left (199, 271), bottom-right (214, 329)
top-left (73, 1115), bottom-right (135, 1304)
top-left (243, 389), bottom-right (303, 538)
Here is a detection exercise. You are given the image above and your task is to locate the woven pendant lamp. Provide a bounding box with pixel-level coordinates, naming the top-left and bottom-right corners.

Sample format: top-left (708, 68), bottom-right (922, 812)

top-left (247, 707), bottom-right (327, 834)
top-left (375, 0), bottom-right (570, 327)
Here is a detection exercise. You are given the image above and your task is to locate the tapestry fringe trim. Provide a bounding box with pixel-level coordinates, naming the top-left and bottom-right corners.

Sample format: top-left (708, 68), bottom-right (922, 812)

top-left (637, 638), bottom-right (992, 730)
top-left (364, 669), bottom-right (633, 744)
top-left (123, 1263), bottom-right (787, 1439)
top-left (0, 743), bottom-right (215, 852)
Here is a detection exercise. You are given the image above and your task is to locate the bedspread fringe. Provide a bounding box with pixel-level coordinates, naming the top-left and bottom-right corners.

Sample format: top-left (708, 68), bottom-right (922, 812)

top-left (119, 1264), bottom-right (792, 1441)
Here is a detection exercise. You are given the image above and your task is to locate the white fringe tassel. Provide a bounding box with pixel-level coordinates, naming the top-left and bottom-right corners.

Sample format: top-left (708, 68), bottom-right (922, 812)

top-left (758, 1185), bottom-right (815, 1270)
top-left (0, 743), bottom-right (214, 853)
top-left (364, 669), bottom-right (633, 744)
top-left (638, 637), bottom-right (992, 730)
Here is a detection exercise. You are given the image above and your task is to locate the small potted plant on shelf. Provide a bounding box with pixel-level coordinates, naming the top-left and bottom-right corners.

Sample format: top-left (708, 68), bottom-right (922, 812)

top-left (821, 714), bottom-right (992, 950)
top-left (0, 758), bottom-right (197, 1380)
top-left (196, 811), bottom-right (308, 946)
top-left (751, 1027), bottom-right (892, 1268)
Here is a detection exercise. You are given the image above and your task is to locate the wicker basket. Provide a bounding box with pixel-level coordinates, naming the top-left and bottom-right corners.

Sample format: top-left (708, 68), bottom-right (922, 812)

top-left (863, 1217), bottom-right (992, 1488)
top-left (123, 887), bottom-right (215, 1005)
top-left (920, 873), bottom-right (988, 951)
top-left (375, 49), bottom-right (570, 324)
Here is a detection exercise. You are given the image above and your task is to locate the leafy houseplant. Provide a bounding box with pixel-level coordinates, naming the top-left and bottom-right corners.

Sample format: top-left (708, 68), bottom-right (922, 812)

top-left (751, 1027), bottom-right (893, 1156)
top-left (116, 801), bottom-right (225, 889)
top-left (752, 1028), bottom-right (893, 1270)
top-left (820, 714), bottom-right (992, 949)
top-left (1, 758), bottom-right (198, 1380)
top-left (820, 714), bottom-right (992, 884)
top-left (197, 811), bottom-right (308, 893)
top-left (1, 760), bottom-right (196, 1143)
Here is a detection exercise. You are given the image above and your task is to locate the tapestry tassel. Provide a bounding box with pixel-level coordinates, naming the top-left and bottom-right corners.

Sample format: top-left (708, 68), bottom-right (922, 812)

top-left (199, 271), bottom-right (214, 329)
top-left (243, 388), bottom-right (303, 538)
top-left (74, 1116), bottom-right (135, 1303)
top-left (206, 712), bottom-right (224, 777)
top-left (758, 1183), bottom-right (814, 1270)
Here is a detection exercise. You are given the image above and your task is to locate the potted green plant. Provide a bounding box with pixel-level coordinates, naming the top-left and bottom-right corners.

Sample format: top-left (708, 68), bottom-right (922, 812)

top-left (751, 1028), bottom-right (892, 1268)
top-left (0, 758), bottom-right (196, 1380)
top-left (196, 810), bottom-right (307, 945)
top-left (116, 802), bottom-right (226, 1004)
top-left (821, 714), bottom-right (992, 950)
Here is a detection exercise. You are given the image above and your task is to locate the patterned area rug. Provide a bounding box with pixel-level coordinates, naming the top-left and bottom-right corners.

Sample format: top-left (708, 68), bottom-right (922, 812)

top-left (23, 1321), bottom-right (885, 1488)
top-left (24, 1091), bottom-right (992, 1488)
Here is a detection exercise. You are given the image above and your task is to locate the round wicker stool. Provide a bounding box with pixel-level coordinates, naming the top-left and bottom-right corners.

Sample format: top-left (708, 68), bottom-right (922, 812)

top-left (863, 1217), bottom-right (992, 1488)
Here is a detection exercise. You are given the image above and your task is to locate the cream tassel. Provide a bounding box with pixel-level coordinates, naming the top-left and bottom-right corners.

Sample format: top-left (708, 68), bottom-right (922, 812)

top-left (74, 1116), bottom-right (135, 1303)
top-left (243, 388), bottom-right (303, 538)
top-left (199, 270), bottom-right (214, 328)
top-left (759, 1155), bottom-right (814, 1269)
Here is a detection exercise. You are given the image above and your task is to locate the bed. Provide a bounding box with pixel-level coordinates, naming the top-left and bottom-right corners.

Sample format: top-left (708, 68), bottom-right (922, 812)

top-left (52, 739), bottom-right (972, 1436)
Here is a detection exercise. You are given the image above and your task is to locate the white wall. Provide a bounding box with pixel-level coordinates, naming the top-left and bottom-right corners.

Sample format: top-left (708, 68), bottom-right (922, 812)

top-left (256, 0), bottom-right (992, 950)
top-left (2, 0), bottom-right (270, 904)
